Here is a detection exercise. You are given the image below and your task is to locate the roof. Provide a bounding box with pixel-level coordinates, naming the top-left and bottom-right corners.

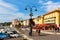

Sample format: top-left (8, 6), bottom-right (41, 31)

top-left (43, 8), bottom-right (60, 16)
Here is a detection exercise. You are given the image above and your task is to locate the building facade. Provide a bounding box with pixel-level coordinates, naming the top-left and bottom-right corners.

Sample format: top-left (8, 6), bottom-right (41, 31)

top-left (43, 9), bottom-right (60, 27)
top-left (12, 19), bottom-right (20, 26)
top-left (33, 16), bottom-right (44, 24)
top-left (22, 8), bottom-right (60, 27)
top-left (22, 19), bottom-right (29, 26)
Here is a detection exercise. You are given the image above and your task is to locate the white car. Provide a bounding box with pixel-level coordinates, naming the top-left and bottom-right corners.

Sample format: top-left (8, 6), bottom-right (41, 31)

top-left (6, 31), bottom-right (13, 34)
top-left (9, 33), bottom-right (19, 38)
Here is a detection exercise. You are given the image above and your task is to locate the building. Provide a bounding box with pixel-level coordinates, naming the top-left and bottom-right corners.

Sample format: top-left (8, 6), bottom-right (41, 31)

top-left (12, 19), bottom-right (20, 26)
top-left (33, 18), bottom-right (38, 24)
top-left (22, 19), bottom-right (29, 26)
top-left (37, 16), bottom-right (44, 24)
top-left (23, 20), bottom-right (27, 26)
top-left (33, 16), bottom-right (44, 24)
top-left (43, 8), bottom-right (60, 27)
top-left (22, 8), bottom-right (60, 28)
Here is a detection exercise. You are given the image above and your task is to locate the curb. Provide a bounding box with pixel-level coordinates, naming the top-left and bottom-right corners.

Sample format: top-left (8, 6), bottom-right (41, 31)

top-left (41, 31), bottom-right (60, 35)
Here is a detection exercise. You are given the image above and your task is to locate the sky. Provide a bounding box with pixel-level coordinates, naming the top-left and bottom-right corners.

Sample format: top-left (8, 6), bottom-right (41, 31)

top-left (0, 0), bottom-right (60, 23)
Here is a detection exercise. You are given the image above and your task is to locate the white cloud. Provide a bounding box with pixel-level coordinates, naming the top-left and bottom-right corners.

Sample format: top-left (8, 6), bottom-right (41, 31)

top-left (39, 0), bottom-right (49, 3)
top-left (38, 0), bottom-right (44, 3)
top-left (39, 0), bottom-right (60, 11)
top-left (0, 0), bottom-right (18, 11)
top-left (0, 0), bottom-right (29, 23)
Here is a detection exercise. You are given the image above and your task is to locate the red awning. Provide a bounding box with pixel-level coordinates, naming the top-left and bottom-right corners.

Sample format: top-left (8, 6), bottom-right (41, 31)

top-left (37, 24), bottom-right (47, 27)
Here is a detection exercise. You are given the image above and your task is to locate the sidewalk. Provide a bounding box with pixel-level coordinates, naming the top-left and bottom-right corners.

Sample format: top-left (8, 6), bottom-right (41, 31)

top-left (41, 30), bottom-right (60, 35)
top-left (22, 28), bottom-right (60, 35)
top-left (20, 28), bottom-right (60, 40)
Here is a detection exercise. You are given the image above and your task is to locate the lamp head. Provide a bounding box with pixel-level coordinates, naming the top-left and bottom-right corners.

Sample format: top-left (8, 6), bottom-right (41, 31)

top-left (35, 8), bottom-right (37, 11)
top-left (25, 8), bottom-right (27, 10)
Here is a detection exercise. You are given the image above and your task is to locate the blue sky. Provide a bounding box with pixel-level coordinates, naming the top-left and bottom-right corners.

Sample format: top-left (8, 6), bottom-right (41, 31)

top-left (0, 0), bottom-right (60, 23)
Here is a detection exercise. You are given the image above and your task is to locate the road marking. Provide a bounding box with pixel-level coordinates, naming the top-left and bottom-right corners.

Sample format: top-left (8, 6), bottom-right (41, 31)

top-left (22, 34), bottom-right (33, 40)
top-left (15, 28), bottom-right (34, 40)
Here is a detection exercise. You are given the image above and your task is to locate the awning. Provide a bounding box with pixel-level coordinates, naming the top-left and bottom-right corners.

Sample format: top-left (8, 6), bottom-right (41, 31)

top-left (37, 24), bottom-right (47, 27)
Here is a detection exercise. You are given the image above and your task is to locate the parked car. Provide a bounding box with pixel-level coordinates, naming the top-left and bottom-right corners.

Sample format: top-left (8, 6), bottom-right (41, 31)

top-left (5, 31), bottom-right (13, 34)
top-left (8, 31), bottom-right (20, 38)
top-left (9, 33), bottom-right (19, 38)
top-left (0, 33), bottom-right (8, 40)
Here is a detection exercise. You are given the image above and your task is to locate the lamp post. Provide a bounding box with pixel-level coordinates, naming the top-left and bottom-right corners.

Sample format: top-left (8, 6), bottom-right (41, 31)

top-left (25, 6), bottom-right (37, 36)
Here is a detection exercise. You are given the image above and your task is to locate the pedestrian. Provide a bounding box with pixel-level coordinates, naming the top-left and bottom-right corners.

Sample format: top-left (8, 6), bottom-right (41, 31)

top-left (38, 27), bottom-right (41, 35)
top-left (29, 19), bottom-right (35, 36)
top-left (57, 27), bottom-right (59, 32)
top-left (36, 24), bottom-right (41, 35)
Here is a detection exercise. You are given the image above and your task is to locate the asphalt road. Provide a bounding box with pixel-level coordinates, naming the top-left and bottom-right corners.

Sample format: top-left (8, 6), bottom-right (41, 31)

top-left (20, 28), bottom-right (60, 40)
top-left (0, 26), bottom-right (24, 40)
top-left (1, 26), bottom-right (60, 40)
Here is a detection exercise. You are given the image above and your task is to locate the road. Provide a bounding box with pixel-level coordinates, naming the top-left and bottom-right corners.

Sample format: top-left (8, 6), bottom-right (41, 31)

top-left (0, 26), bottom-right (24, 40)
top-left (1, 26), bottom-right (60, 40)
top-left (19, 28), bottom-right (60, 40)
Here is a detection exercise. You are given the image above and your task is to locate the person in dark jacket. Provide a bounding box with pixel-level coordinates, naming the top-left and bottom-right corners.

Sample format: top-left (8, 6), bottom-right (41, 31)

top-left (29, 19), bottom-right (35, 36)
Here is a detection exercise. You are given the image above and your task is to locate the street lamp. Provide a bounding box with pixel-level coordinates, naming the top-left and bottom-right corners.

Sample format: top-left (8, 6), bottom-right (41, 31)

top-left (25, 6), bottom-right (37, 18)
top-left (25, 6), bottom-right (37, 36)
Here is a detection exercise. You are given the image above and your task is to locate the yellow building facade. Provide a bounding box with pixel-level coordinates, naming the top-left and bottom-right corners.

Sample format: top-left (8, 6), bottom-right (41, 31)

top-left (43, 9), bottom-right (60, 27)
top-left (22, 20), bottom-right (27, 26)
top-left (23, 19), bottom-right (29, 26)
top-left (33, 16), bottom-right (44, 24)
top-left (38, 16), bottom-right (44, 24)
top-left (22, 8), bottom-right (60, 27)
top-left (33, 18), bottom-right (38, 24)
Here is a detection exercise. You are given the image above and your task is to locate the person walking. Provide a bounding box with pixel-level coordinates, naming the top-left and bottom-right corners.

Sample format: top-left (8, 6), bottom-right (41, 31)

top-left (38, 26), bottom-right (41, 35)
top-left (29, 19), bottom-right (35, 36)
top-left (36, 24), bottom-right (41, 35)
